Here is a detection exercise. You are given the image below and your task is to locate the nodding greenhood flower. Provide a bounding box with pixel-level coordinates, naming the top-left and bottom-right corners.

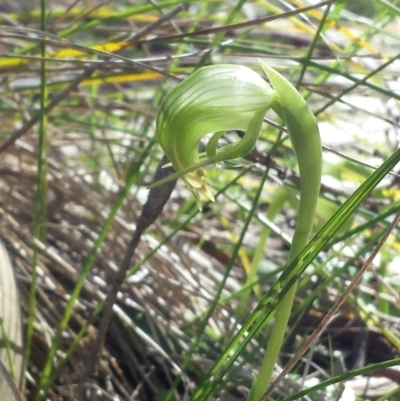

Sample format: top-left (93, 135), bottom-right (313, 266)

top-left (151, 60), bottom-right (321, 219)
top-left (151, 63), bottom-right (275, 210)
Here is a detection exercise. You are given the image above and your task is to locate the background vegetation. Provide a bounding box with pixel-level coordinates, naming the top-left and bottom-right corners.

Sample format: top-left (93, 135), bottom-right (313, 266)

top-left (1, 0), bottom-right (400, 400)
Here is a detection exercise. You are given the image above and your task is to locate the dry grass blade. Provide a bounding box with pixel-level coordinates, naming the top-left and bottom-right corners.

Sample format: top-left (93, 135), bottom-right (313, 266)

top-left (135, 0), bottom-right (340, 44)
top-left (0, 241), bottom-right (23, 399)
top-left (0, 360), bottom-right (24, 401)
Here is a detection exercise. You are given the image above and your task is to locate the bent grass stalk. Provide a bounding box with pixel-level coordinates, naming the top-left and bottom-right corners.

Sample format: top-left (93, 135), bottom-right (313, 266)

top-left (152, 60), bottom-right (322, 400)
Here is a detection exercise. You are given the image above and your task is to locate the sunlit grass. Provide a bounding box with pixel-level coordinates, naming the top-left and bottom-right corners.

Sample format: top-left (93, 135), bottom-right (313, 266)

top-left (1, 1), bottom-right (400, 400)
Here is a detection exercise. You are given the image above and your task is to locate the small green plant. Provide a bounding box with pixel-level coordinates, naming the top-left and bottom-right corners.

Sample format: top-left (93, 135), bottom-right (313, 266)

top-left (151, 60), bottom-right (322, 400)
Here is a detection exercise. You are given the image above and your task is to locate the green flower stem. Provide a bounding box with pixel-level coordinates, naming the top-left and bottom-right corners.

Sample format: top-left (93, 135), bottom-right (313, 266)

top-left (249, 62), bottom-right (322, 400)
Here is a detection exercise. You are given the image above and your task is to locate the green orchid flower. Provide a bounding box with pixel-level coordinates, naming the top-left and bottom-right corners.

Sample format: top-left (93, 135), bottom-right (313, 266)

top-left (152, 63), bottom-right (275, 210)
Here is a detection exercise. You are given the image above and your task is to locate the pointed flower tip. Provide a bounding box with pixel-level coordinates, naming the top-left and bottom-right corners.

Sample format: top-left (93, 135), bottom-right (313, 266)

top-left (183, 169), bottom-right (215, 210)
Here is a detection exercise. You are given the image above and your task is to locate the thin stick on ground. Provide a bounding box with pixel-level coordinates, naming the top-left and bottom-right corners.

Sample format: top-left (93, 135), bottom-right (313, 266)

top-left (83, 156), bottom-right (176, 387)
